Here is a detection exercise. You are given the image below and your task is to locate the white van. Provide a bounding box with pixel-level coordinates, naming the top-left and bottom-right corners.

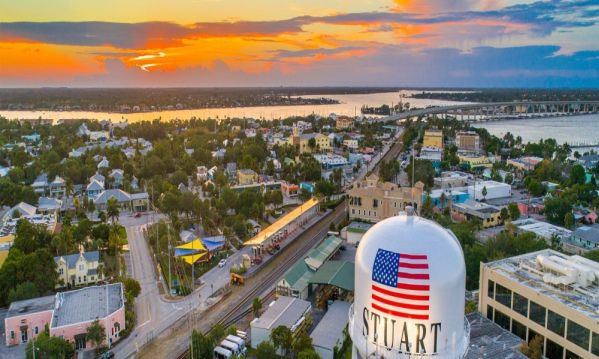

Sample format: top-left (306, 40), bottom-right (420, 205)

top-left (214, 346), bottom-right (232, 359)
top-left (220, 340), bottom-right (241, 356)
top-left (226, 335), bottom-right (247, 354)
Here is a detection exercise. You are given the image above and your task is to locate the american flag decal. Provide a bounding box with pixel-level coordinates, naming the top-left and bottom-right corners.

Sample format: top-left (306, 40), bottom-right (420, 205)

top-left (371, 249), bottom-right (430, 320)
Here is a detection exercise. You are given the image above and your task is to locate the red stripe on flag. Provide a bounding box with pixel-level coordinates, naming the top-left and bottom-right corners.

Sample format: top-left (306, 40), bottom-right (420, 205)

top-left (397, 282), bottom-right (430, 291)
top-left (372, 303), bottom-right (430, 320)
top-left (399, 262), bottom-right (429, 269)
top-left (397, 272), bottom-right (430, 280)
top-left (372, 285), bottom-right (429, 301)
top-left (400, 254), bottom-right (428, 260)
top-left (372, 294), bottom-right (429, 310)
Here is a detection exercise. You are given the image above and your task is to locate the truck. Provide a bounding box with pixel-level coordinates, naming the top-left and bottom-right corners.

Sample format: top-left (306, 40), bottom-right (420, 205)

top-left (213, 346), bottom-right (232, 359)
top-left (225, 335), bottom-right (247, 355)
top-left (219, 339), bottom-right (243, 357)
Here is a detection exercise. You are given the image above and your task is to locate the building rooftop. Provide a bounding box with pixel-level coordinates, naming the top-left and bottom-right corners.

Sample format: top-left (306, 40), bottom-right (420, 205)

top-left (305, 236), bottom-right (343, 270)
top-left (454, 200), bottom-right (501, 215)
top-left (310, 301), bottom-right (351, 352)
top-left (465, 312), bottom-right (527, 359)
top-left (512, 218), bottom-right (571, 240)
top-left (6, 295), bottom-right (55, 319)
top-left (251, 296), bottom-right (311, 331)
top-left (52, 283), bottom-right (123, 328)
top-left (484, 249), bottom-right (599, 321)
top-left (309, 260), bottom-right (354, 292)
top-left (54, 251), bottom-right (100, 269)
top-left (346, 221), bottom-right (373, 234)
top-left (572, 224), bottom-right (599, 244)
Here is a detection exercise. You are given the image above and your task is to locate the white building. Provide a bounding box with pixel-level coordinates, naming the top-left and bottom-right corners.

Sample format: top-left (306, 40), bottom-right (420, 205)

top-left (343, 139), bottom-right (359, 150)
top-left (467, 180), bottom-right (511, 201)
top-left (512, 218), bottom-right (572, 245)
top-left (250, 296), bottom-right (311, 350)
top-left (312, 154), bottom-right (349, 170)
top-left (310, 301), bottom-right (351, 359)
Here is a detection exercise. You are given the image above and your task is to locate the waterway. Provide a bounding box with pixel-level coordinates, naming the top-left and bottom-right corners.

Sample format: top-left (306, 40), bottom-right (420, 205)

top-left (473, 114), bottom-right (599, 146)
top-left (0, 90), bottom-right (463, 123)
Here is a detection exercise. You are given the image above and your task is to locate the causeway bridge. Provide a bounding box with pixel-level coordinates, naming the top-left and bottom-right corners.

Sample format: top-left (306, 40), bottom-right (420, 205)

top-left (386, 100), bottom-right (599, 122)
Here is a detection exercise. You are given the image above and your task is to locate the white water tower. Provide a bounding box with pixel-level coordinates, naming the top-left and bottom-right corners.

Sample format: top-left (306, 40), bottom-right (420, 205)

top-left (349, 209), bottom-right (469, 358)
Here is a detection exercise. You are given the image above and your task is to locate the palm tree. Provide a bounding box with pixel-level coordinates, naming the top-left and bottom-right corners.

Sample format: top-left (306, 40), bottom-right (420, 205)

top-left (439, 192), bottom-right (447, 209)
top-left (106, 197), bottom-right (120, 224)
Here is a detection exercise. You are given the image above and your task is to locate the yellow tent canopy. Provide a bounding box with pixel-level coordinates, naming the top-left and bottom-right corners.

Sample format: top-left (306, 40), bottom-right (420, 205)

top-left (179, 252), bottom-right (208, 265)
top-left (176, 239), bottom-right (207, 252)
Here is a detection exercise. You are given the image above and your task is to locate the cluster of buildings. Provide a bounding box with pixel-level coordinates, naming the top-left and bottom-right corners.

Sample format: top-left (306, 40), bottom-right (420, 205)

top-left (4, 283), bottom-right (125, 350)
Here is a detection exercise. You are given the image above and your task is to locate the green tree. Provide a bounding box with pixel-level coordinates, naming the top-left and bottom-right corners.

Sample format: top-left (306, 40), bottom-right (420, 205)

top-left (406, 158), bottom-right (435, 189)
top-left (253, 296), bottom-right (262, 317)
top-left (106, 197), bottom-right (120, 224)
top-left (271, 325), bottom-right (293, 356)
top-left (569, 164), bottom-right (586, 185)
top-left (507, 203), bottom-right (520, 221)
top-left (209, 323), bottom-right (226, 343)
top-left (255, 341), bottom-right (278, 359)
top-left (481, 186), bottom-right (488, 201)
top-left (190, 330), bottom-right (214, 359)
top-left (308, 137), bottom-right (317, 151)
top-left (293, 332), bottom-right (314, 357)
top-left (504, 172), bottom-right (514, 185)
top-left (298, 349), bottom-right (321, 359)
top-left (564, 212), bottom-right (574, 229)
top-left (420, 195), bottom-right (434, 219)
top-left (584, 249), bottom-right (599, 262)
top-left (26, 331), bottom-right (74, 359)
top-left (544, 197), bottom-right (572, 226)
top-left (85, 319), bottom-right (106, 348)
top-left (7, 281), bottom-right (38, 303)
top-left (122, 277), bottom-right (141, 298)
top-left (500, 207), bottom-right (510, 222)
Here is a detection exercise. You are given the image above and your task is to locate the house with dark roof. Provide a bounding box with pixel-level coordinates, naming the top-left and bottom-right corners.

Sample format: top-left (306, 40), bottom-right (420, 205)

top-left (54, 250), bottom-right (103, 288)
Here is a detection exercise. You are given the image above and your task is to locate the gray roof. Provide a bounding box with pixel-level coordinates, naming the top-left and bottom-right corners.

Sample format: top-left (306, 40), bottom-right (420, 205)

top-left (38, 197), bottom-right (62, 210)
top-left (6, 295), bottom-right (55, 319)
top-left (52, 283), bottom-right (123, 328)
top-left (466, 312), bottom-right (527, 359)
top-left (87, 180), bottom-right (104, 192)
top-left (251, 296), bottom-right (310, 331)
top-left (90, 173), bottom-right (105, 183)
top-left (572, 224), bottom-right (599, 244)
top-left (131, 192), bottom-right (149, 200)
top-left (54, 251), bottom-right (100, 269)
top-left (32, 173), bottom-right (48, 187)
top-left (310, 301), bottom-right (351, 351)
top-left (94, 189), bottom-right (131, 204)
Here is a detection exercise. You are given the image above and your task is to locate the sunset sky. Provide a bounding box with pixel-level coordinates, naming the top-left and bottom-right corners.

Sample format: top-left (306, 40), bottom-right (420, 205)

top-left (1, 0), bottom-right (598, 87)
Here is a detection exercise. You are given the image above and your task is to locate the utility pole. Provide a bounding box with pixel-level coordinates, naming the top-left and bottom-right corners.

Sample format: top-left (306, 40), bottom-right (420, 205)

top-left (167, 223), bottom-right (172, 295)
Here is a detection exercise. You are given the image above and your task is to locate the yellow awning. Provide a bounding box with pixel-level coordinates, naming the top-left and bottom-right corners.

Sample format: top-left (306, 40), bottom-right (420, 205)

top-left (180, 252), bottom-right (208, 265)
top-left (244, 198), bottom-right (319, 246)
top-left (176, 239), bottom-right (207, 252)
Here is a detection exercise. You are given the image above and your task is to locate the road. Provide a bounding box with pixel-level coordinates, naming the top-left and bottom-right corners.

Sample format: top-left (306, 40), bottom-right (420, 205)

top-left (143, 203), bottom-right (347, 359)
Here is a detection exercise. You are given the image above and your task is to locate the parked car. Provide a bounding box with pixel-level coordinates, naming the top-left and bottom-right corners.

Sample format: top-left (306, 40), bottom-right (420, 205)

top-left (134, 212), bottom-right (142, 218)
top-left (218, 259), bottom-right (227, 268)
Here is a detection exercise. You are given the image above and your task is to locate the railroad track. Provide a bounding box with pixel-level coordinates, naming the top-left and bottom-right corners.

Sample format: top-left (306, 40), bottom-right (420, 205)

top-left (173, 135), bottom-right (405, 359)
top-left (175, 204), bottom-right (346, 359)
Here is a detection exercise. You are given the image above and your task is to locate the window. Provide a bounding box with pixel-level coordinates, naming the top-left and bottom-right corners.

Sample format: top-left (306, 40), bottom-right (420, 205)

top-left (486, 305), bottom-right (493, 321)
top-left (83, 275), bottom-right (87, 282)
top-left (592, 332), bottom-right (599, 356)
top-left (494, 309), bottom-right (510, 331)
top-left (79, 264), bottom-right (84, 271)
top-left (487, 280), bottom-right (495, 299)
top-left (511, 319), bottom-right (527, 340)
top-left (545, 339), bottom-right (563, 359)
top-left (59, 268), bottom-right (63, 275)
top-left (565, 350), bottom-right (583, 359)
top-left (527, 330), bottom-right (544, 353)
top-left (34, 327), bottom-right (38, 335)
top-left (547, 310), bottom-right (565, 337)
top-left (78, 276), bottom-right (81, 283)
top-left (352, 209), bottom-right (355, 215)
top-left (566, 320), bottom-right (589, 350)
top-left (529, 301), bottom-right (546, 327)
top-left (512, 292), bottom-right (528, 317)
top-left (373, 199), bottom-right (378, 208)
top-left (495, 283), bottom-right (512, 308)
top-left (10, 331), bottom-right (14, 339)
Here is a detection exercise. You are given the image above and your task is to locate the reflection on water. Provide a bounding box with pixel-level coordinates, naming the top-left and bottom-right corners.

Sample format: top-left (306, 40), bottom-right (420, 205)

top-left (473, 114), bottom-right (599, 145)
top-left (0, 91), bottom-right (464, 123)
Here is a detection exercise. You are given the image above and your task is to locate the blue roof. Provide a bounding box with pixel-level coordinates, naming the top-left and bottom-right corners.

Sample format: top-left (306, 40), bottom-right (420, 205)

top-left (54, 251), bottom-right (100, 269)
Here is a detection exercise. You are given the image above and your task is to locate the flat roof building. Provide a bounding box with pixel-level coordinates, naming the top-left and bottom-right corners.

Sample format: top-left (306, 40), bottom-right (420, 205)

top-left (512, 218), bottom-right (572, 245)
top-left (479, 249), bottom-right (599, 359)
top-left (423, 129), bottom-right (443, 149)
top-left (250, 296), bottom-right (311, 349)
top-left (310, 301), bottom-right (351, 359)
top-left (452, 200), bottom-right (503, 228)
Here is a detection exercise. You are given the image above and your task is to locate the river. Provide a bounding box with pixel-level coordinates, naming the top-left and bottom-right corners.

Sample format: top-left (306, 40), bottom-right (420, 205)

top-left (0, 90), bottom-right (463, 123)
top-left (473, 114), bottom-right (599, 146)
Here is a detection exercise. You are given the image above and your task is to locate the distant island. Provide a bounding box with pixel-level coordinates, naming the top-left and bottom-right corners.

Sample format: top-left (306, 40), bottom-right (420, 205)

top-left (409, 89), bottom-right (599, 102)
top-left (0, 87), bottom-right (403, 113)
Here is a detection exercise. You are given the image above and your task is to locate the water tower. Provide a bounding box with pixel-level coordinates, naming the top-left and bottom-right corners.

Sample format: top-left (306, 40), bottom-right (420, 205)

top-left (349, 209), bottom-right (469, 358)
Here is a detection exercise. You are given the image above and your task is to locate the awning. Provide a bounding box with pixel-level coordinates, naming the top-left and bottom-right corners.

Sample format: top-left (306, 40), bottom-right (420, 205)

top-left (175, 239), bottom-right (206, 252)
top-left (179, 252), bottom-right (208, 265)
top-left (244, 198), bottom-right (319, 246)
top-left (309, 260), bottom-right (354, 292)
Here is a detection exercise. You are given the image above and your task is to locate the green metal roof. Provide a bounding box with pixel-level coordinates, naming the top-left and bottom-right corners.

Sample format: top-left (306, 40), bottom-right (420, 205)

top-left (305, 236), bottom-right (343, 271)
top-left (283, 259), bottom-right (313, 291)
top-left (309, 260), bottom-right (354, 292)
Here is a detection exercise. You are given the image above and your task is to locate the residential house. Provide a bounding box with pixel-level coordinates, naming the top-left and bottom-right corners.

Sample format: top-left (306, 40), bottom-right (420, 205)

top-left (110, 169), bottom-right (125, 188)
top-left (226, 162), bottom-right (237, 178)
top-left (289, 129), bottom-right (332, 154)
top-left (86, 180), bottom-right (104, 200)
top-left (452, 200), bottom-right (503, 228)
top-left (54, 251), bottom-right (103, 288)
top-left (37, 197), bottom-right (62, 216)
top-left (567, 224), bottom-right (599, 253)
top-left (196, 166), bottom-right (208, 182)
top-left (97, 157), bottom-right (110, 169)
top-left (32, 173), bottom-right (49, 195)
top-left (282, 182), bottom-right (299, 197)
top-left (49, 176), bottom-right (66, 198)
top-left (237, 169), bottom-right (258, 185)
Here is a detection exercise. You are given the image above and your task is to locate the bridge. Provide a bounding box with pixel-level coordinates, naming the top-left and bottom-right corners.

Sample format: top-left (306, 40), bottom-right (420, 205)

top-left (386, 100), bottom-right (599, 122)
